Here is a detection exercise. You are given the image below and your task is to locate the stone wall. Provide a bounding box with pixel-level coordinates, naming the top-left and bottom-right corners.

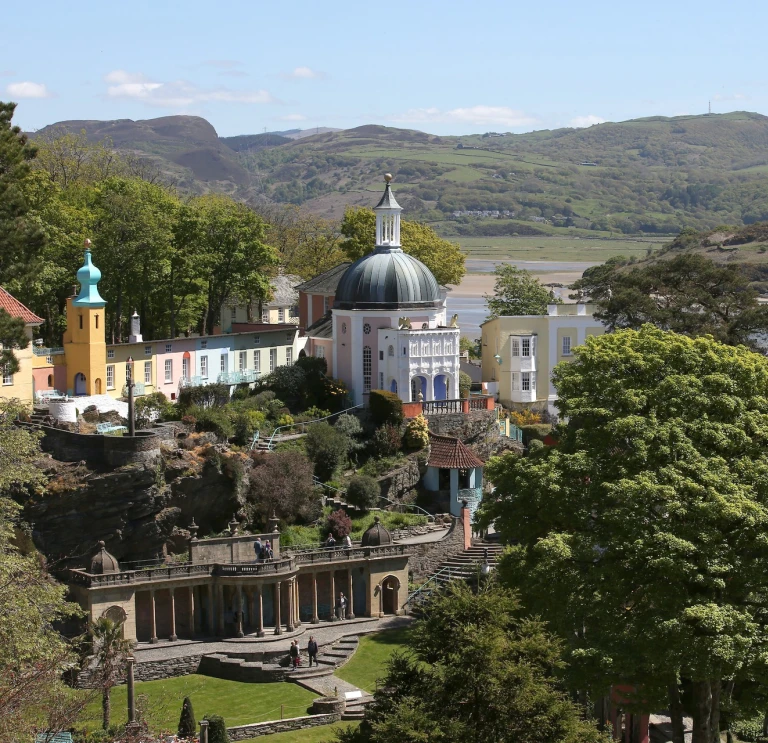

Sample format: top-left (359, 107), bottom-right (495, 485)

top-left (407, 513), bottom-right (468, 580)
top-left (190, 533), bottom-right (280, 563)
top-left (425, 410), bottom-right (503, 460)
top-left (378, 455), bottom-right (422, 502)
top-left (134, 655), bottom-right (204, 682)
top-left (227, 713), bottom-right (341, 741)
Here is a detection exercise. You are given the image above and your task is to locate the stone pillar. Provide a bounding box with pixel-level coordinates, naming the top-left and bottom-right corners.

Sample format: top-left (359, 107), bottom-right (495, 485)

top-left (312, 573), bottom-right (319, 624)
top-left (294, 578), bottom-right (302, 626)
top-left (236, 584), bottom-right (244, 638)
top-left (274, 582), bottom-right (282, 635)
top-left (200, 719), bottom-right (209, 743)
top-left (256, 584), bottom-right (265, 637)
top-left (347, 569), bottom-right (355, 619)
top-left (126, 656), bottom-right (136, 723)
top-left (205, 584), bottom-right (213, 634)
top-left (169, 588), bottom-right (178, 642)
top-left (188, 586), bottom-right (196, 637)
top-left (285, 580), bottom-right (294, 633)
top-left (329, 570), bottom-right (337, 622)
top-left (149, 590), bottom-right (158, 644)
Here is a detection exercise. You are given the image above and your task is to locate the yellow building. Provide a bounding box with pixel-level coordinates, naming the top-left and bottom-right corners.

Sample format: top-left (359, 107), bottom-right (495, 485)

top-left (62, 248), bottom-right (108, 396)
top-left (481, 303), bottom-right (605, 415)
top-left (0, 286), bottom-right (43, 407)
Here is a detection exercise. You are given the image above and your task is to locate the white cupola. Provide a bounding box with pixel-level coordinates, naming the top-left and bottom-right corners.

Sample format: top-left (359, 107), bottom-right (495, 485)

top-left (129, 310), bottom-right (143, 343)
top-left (374, 173), bottom-right (402, 250)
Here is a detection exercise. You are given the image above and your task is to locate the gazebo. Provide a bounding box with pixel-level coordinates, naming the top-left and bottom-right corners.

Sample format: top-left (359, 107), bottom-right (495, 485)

top-left (422, 433), bottom-right (485, 517)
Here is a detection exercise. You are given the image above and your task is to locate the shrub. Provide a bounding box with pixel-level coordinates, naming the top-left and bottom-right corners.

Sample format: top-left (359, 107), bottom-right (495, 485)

top-left (733, 715), bottom-right (764, 742)
top-left (345, 475), bottom-right (381, 510)
top-left (404, 414), bottom-right (429, 449)
top-left (232, 409), bottom-right (266, 445)
top-left (327, 509), bottom-right (352, 539)
top-left (520, 423), bottom-right (552, 444)
top-left (246, 451), bottom-right (318, 526)
top-left (177, 383), bottom-right (230, 410)
top-left (372, 424), bottom-right (402, 457)
top-left (304, 406), bottom-right (331, 420)
top-left (260, 365), bottom-right (307, 406)
top-left (369, 389), bottom-right (404, 426)
top-left (188, 406), bottom-right (234, 440)
top-left (204, 714), bottom-right (227, 743)
top-left (178, 696), bottom-right (196, 738)
top-left (509, 409), bottom-right (542, 427)
top-left (527, 438), bottom-right (545, 453)
top-left (459, 370), bottom-right (473, 398)
top-left (305, 422), bottom-right (350, 481)
top-left (335, 413), bottom-right (364, 459)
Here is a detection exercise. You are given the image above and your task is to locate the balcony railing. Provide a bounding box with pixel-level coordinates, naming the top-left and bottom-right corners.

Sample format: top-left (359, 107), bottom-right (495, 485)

top-left (422, 399), bottom-right (463, 415)
top-left (33, 346), bottom-right (65, 357)
top-left (218, 370), bottom-right (260, 384)
top-left (122, 382), bottom-right (146, 397)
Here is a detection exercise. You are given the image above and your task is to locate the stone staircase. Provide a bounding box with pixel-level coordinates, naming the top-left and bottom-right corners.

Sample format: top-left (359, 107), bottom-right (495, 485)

top-left (198, 636), bottom-right (360, 683)
top-left (341, 693), bottom-right (374, 721)
top-left (404, 541), bottom-right (504, 614)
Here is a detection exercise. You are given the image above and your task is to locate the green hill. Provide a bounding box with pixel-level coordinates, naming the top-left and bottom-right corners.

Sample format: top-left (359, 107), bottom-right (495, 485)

top-left (32, 112), bottom-right (768, 236)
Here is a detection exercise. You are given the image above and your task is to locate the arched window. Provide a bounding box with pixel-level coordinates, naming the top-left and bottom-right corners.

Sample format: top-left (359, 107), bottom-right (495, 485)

top-left (363, 346), bottom-right (372, 393)
top-left (79, 315), bottom-right (83, 330)
top-left (47, 374), bottom-right (53, 387)
top-left (411, 377), bottom-right (420, 402)
top-left (388, 345), bottom-right (394, 357)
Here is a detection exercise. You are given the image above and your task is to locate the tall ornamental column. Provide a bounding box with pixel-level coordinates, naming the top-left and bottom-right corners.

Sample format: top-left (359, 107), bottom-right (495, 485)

top-left (236, 584), bottom-right (244, 638)
top-left (256, 584), bottom-right (265, 637)
top-left (169, 587), bottom-right (178, 641)
top-left (312, 572), bottom-right (319, 624)
top-left (217, 585), bottom-right (225, 636)
top-left (206, 584), bottom-right (214, 634)
top-left (188, 586), bottom-right (196, 637)
top-left (274, 582), bottom-right (282, 635)
top-left (329, 571), bottom-right (336, 621)
top-left (347, 569), bottom-right (355, 619)
top-left (149, 590), bottom-right (158, 644)
top-left (126, 656), bottom-right (136, 723)
top-left (294, 578), bottom-right (302, 627)
top-left (285, 580), bottom-right (294, 633)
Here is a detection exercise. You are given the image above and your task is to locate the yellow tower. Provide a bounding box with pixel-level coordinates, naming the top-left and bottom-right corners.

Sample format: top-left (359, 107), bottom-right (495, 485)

top-left (63, 241), bottom-right (107, 396)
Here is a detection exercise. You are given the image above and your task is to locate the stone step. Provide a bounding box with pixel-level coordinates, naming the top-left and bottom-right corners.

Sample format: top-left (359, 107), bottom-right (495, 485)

top-left (322, 650), bottom-right (352, 659)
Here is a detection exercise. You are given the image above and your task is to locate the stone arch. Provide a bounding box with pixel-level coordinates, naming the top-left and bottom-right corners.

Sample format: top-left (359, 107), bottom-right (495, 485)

top-left (433, 373), bottom-right (450, 401)
top-left (390, 379), bottom-right (398, 394)
top-left (380, 575), bottom-right (401, 615)
top-left (101, 605), bottom-right (127, 638)
top-left (410, 375), bottom-right (427, 402)
top-left (47, 374), bottom-right (53, 387)
top-left (94, 378), bottom-right (102, 394)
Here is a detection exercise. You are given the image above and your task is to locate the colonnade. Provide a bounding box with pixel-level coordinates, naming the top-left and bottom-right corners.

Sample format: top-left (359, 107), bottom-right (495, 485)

top-left (140, 567), bottom-right (359, 643)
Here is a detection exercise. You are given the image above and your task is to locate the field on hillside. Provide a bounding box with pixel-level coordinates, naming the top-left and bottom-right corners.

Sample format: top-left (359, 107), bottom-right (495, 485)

top-left (456, 236), bottom-right (664, 262)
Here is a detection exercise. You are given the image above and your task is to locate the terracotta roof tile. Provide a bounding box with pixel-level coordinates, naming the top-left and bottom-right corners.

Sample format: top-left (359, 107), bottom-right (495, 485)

top-left (428, 432), bottom-right (484, 469)
top-left (0, 286), bottom-right (43, 324)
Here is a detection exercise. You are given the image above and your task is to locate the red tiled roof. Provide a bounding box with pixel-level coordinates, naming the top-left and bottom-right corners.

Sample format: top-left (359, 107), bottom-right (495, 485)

top-left (428, 432), bottom-right (484, 469)
top-left (0, 286), bottom-right (43, 324)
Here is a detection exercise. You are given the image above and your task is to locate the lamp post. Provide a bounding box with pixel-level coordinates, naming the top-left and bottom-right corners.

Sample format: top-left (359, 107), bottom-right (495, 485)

top-left (126, 656), bottom-right (136, 724)
top-left (126, 356), bottom-right (135, 437)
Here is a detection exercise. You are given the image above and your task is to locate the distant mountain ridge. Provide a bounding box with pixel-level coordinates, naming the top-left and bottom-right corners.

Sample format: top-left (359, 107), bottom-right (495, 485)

top-left (31, 112), bottom-right (768, 234)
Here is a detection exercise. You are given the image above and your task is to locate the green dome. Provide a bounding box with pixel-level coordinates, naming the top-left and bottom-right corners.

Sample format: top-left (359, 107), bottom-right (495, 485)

top-left (73, 249), bottom-right (106, 307)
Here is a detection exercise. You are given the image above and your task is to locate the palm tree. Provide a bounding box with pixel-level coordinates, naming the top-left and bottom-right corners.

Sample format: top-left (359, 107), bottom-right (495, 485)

top-left (91, 617), bottom-right (132, 730)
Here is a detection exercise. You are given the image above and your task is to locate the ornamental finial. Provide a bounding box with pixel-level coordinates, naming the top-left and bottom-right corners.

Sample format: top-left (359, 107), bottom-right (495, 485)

top-left (384, 173), bottom-right (392, 183)
top-left (84, 238), bottom-right (92, 249)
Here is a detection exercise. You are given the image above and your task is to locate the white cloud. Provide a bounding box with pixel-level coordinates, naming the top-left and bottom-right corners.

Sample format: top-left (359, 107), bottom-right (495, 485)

top-left (282, 66), bottom-right (324, 80)
top-left (392, 105), bottom-right (538, 128)
top-left (569, 115), bottom-right (606, 128)
top-left (6, 81), bottom-right (52, 98)
top-left (103, 70), bottom-right (275, 107)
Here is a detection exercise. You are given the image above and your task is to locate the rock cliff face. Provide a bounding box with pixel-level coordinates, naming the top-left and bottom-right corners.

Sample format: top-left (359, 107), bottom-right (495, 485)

top-left (24, 445), bottom-right (246, 569)
top-left (425, 410), bottom-right (517, 460)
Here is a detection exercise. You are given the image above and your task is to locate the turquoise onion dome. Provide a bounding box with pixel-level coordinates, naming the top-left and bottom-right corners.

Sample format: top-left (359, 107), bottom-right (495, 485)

top-left (73, 244), bottom-right (106, 307)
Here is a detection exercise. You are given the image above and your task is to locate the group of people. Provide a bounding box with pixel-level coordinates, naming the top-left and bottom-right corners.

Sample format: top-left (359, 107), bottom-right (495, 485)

top-left (289, 636), bottom-right (319, 669)
top-left (324, 532), bottom-right (353, 550)
top-left (253, 537), bottom-right (274, 562)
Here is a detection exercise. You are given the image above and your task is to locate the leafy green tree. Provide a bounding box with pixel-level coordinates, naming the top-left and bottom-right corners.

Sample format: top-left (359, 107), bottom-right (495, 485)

top-left (174, 195), bottom-right (278, 334)
top-left (338, 582), bottom-right (608, 743)
top-left (91, 617), bottom-right (132, 730)
top-left (345, 475), bottom-right (380, 510)
top-left (0, 102), bottom-right (46, 292)
top-left (0, 308), bottom-right (30, 376)
top-left (305, 422), bottom-right (350, 481)
top-left (480, 326), bottom-right (768, 743)
top-left (340, 207), bottom-right (466, 286)
top-left (178, 696), bottom-right (196, 738)
top-left (572, 253), bottom-right (768, 348)
top-left (460, 335), bottom-right (480, 360)
top-left (459, 370), bottom-right (472, 398)
top-left (485, 264), bottom-right (558, 318)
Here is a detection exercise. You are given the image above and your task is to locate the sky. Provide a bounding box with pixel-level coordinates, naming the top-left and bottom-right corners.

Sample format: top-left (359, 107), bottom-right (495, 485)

top-left (3, 0), bottom-right (767, 137)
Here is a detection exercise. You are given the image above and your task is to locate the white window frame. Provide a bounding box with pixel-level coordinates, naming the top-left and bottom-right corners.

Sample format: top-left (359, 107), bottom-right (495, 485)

top-left (562, 336), bottom-right (572, 356)
top-left (144, 345), bottom-right (152, 356)
top-left (144, 361), bottom-right (151, 384)
top-left (262, 310), bottom-right (269, 323)
top-left (164, 359), bottom-right (173, 383)
top-left (201, 356), bottom-right (208, 378)
top-left (107, 349), bottom-right (115, 359)
top-left (521, 338), bottom-right (531, 357)
top-left (511, 339), bottom-right (519, 357)
top-left (316, 345), bottom-right (325, 359)
top-left (511, 372), bottom-right (519, 391)
top-left (379, 372), bottom-right (384, 389)
top-left (278, 308), bottom-right (285, 323)
top-left (106, 365), bottom-right (115, 390)
top-left (201, 340), bottom-right (207, 349)
top-left (220, 355), bottom-right (226, 373)
top-left (269, 348), bottom-right (277, 372)
top-left (323, 296), bottom-right (329, 313)
top-left (239, 351), bottom-right (247, 371)
top-left (182, 357), bottom-right (189, 380)
top-left (253, 350), bottom-right (261, 372)
top-left (286, 348), bottom-right (293, 365)
top-left (254, 335), bottom-right (260, 345)
top-left (165, 343), bottom-right (172, 353)
top-left (363, 346), bottom-right (372, 393)
top-left (522, 372), bottom-right (531, 391)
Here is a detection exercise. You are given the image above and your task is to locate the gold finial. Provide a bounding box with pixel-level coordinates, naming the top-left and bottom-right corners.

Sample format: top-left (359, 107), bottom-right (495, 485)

top-left (384, 173), bottom-right (392, 183)
top-left (84, 238), bottom-right (92, 249)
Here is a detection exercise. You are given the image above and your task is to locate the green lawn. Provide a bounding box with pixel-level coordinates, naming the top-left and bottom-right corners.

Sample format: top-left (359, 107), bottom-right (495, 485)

top-left (78, 675), bottom-right (317, 734)
top-left (335, 626), bottom-right (414, 693)
top-left (243, 721), bottom-right (360, 742)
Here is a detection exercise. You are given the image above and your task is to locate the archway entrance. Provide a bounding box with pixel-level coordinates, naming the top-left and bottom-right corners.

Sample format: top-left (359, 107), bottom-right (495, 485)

top-left (101, 605), bottom-right (127, 638)
top-left (381, 576), bottom-right (400, 615)
top-left (94, 378), bottom-right (102, 394)
top-left (410, 376), bottom-right (427, 402)
top-left (390, 379), bottom-right (398, 394)
top-left (433, 374), bottom-right (448, 400)
top-left (75, 373), bottom-right (86, 396)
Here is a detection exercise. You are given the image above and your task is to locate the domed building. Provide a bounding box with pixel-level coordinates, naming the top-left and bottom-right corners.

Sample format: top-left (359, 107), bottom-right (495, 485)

top-left (304, 177), bottom-right (460, 405)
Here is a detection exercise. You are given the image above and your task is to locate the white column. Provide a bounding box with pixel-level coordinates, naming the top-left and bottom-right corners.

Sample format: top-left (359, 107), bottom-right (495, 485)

top-left (351, 315), bottom-right (365, 404)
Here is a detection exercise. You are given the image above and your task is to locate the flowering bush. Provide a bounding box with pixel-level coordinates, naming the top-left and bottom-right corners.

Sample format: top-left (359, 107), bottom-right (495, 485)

top-left (404, 414), bottom-right (430, 449)
top-left (509, 409), bottom-right (541, 427)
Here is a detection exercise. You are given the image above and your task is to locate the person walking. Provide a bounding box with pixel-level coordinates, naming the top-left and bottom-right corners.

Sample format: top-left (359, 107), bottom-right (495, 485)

top-left (337, 591), bottom-right (347, 620)
top-left (253, 537), bottom-right (263, 562)
top-left (289, 640), bottom-right (300, 670)
top-left (307, 636), bottom-right (318, 667)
